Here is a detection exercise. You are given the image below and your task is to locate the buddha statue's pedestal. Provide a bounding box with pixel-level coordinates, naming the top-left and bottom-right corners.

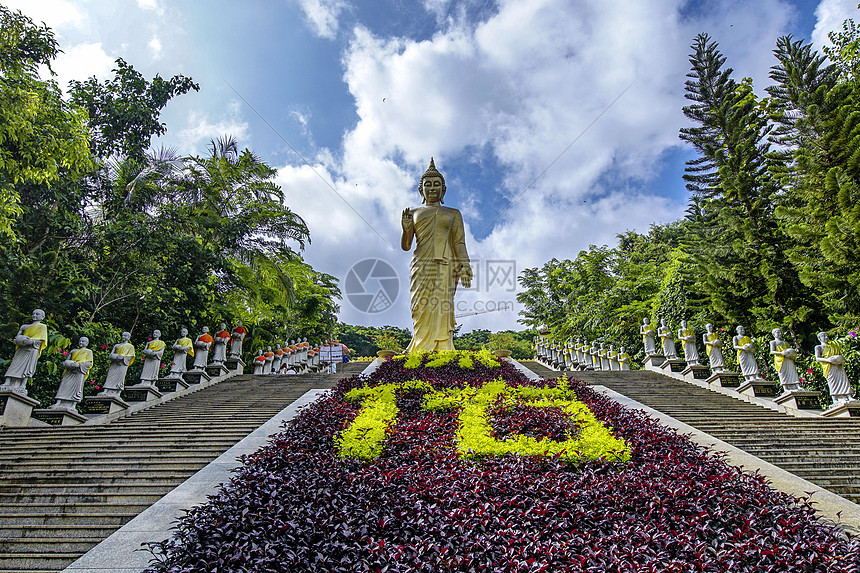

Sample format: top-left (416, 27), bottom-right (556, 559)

top-left (31, 407), bottom-right (87, 426)
top-left (774, 390), bottom-right (821, 413)
top-left (0, 390), bottom-right (40, 427)
top-left (737, 378), bottom-right (779, 399)
top-left (205, 364), bottom-right (229, 380)
top-left (182, 370), bottom-right (211, 385)
top-left (682, 364), bottom-right (710, 382)
top-left (642, 354), bottom-right (665, 368)
top-left (822, 400), bottom-right (860, 418)
top-left (706, 371), bottom-right (741, 388)
top-left (224, 358), bottom-right (245, 375)
top-left (156, 376), bottom-right (189, 393)
top-left (121, 383), bottom-right (163, 403)
top-left (81, 395), bottom-right (129, 417)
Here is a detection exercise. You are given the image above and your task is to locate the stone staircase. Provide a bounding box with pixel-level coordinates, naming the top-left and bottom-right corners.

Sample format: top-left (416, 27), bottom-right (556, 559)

top-left (0, 364), bottom-right (363, 573)
top-left (521, 361), bottom-right (860, 505)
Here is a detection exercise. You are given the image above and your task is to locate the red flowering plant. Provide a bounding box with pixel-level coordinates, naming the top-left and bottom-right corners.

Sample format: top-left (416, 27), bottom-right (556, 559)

top-left (145, 352), bottom-right (859, 572)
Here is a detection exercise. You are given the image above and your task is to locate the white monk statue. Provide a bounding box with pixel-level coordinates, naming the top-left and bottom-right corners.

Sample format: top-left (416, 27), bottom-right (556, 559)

top-left (168, 328), bottom-right (194, 377)
top-left (590, 341), bottom-right (601, 370)
top-left (229, 320), bottom-right (247, 358)
top-left (252, 349), bottom-right (265, 375)
top-left (212, 323), bottom-right (230, 365)
top-left (815, 332), bottom-right (853, 407)
top-left (2, 308), bottom-right (48, 395)
top-left (140, 330), bottom-right (165, 384)
top-left (617, 347), bottom-right (631, 370)
top-left (402, 158), bottom-right (472, 352)
top-left (50, 336), bottom-right (93, 411)
top-left (192, 327), bottom-right (213, 370)
top-left (640, 317), bottom-right (657, 355)
top-left (658, 319), bottom-right (678, 359)
top-left (732, 326), bottom-right (760, 382)
top-left (703, 324), bottom-right (726, 373)
top-left (608, 344), bottom-right (620, 371)
top-left (263, 346), bottom-right (274, 374)
top-left (100, 331), bottom-right (135, 397)
top-left (678, 320), bottom-right (700, 366)
top-left (769, 328), bottom-right (802, 393)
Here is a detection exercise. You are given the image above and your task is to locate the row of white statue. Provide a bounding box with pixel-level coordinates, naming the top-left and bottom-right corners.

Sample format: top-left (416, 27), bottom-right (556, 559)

top-left (536, 317), bottom-right (855, 410)
top-left (638, 317), bottom-right (855, 408)
top-left (535, 338), bottom-right (633, 372)
top-left (0, 309), bottom-right (320, 415)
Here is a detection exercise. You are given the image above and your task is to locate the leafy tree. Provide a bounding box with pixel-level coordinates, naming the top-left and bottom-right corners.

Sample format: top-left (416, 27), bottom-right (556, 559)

top-left (679, 33), bottom-right (821, 342)
top-left (0, 6), bottom-right (92, 236)
top-left (69, 59), bottom-right (198, 163)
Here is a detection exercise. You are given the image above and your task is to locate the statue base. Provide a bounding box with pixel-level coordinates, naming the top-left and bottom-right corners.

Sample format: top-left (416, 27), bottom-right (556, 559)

top-left (682, 365), bottom-right (711, 381)
top-left (205, 364), bottom-right (229, 379)
top-left (642, 354), bottom-right (665, 367)
top-left (774, 390), bottom-right (821, 412)
top-left (182, 370), bottom-right (211, 385)
top-left (660, 359), bottom-right (687, 374)
top-left (822, 400), bottom-right (860, 418)
top-left (706, 371), bottom-right (741, 388)
top-left (31, 407), bottom-right (88, 426)
top-left (0, 391), bottom-right (40, 427)
top-left (156, 376), bottom-right (190, 393)
top-left (737, 378), bottom-right (779, 399)
top-left (81, 395), bottom-right (129, 416)
top-left (121, 384), bottom-right (163, 402)
top-left (224, 358), bottom-right (245, 375)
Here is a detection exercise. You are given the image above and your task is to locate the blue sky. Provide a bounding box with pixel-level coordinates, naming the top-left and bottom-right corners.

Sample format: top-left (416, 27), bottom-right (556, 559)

top-left (10, 0), bottom-right (859, 333)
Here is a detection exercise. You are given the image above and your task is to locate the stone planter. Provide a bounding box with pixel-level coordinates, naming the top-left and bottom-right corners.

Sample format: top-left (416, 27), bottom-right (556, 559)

top-left (492, 349), bottom-right (512, 359)
top-left (377, 350), bottom-right (397, 359)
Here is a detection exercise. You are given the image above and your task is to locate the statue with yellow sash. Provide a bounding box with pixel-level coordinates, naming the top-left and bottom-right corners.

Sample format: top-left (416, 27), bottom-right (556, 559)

top-left (732, 325), bottom-right (760, 382)
top-left (815, 332), bottom-right (853, 407)
top-left (769, 328), bottom-right (802, 393)
top-left (2, 309), bottom-right (49, 395)
top-left (50, 336), bottom-right (93, 411)
top-left (401, 158), bottom-right (472, 353)
top-left (678, 320), bottom-right (699, 365)
top-left (702, 324), bottom-right (726, 373)
top-left (617, 347), bottom-right (631, 370)
top-left (139, 330), bottom-right (166, 384)
top-left (100, 331), bottom-right (135, 397)
top-left (168, 328), bottom-right (194, 377)
top-left (640, 317), bottom-right (657, 355)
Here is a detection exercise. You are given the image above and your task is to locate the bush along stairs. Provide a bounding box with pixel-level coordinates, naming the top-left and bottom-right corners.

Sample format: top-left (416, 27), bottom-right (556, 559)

top-left (522, 361), bottom-right (860, 506)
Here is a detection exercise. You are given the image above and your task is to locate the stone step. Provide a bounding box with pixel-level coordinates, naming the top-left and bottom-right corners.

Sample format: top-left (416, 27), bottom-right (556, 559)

top-left (0, 551), bottom-right (79, 571)
top-left (0, 469), bottom-right (195, 481)
top-left (0, 538), bottom-right (102, 555)
top-left (0, 525), bottom-right (117, 539)
top-left (0, 513), bottom-right (137, 526)
top-left (0, 461), bottom-right (208, 473)
top-left (0, 489), bottom-right (170, 505)
top-left (0, 503), bottom-right (150, 515)
top-left (0, 482), bottom-right (179, 495)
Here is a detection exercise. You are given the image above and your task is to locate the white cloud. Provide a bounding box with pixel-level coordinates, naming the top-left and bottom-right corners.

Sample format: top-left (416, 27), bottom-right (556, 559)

top-left (295, 0), bottom-right (348, 39)
top-left (2, 0), bottom-right (84, 31)
top-left (812, 0), bottom-right (859, 51)
top-left (177, 108), bottom-right (250, 155)
top-left (52, 42), bottom-right (115, 91)
top-left (148, 34), bottom-right (163, 60)
top-left (289, 0), bottom-right (799, 331)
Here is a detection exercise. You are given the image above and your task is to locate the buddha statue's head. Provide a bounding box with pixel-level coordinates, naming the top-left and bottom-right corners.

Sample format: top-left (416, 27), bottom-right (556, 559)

top-left (419, 157), bottom-right (446, 204)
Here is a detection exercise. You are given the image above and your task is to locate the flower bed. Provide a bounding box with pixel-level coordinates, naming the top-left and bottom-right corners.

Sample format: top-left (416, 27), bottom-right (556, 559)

top-left (146, 352), bottom-right (859, 572)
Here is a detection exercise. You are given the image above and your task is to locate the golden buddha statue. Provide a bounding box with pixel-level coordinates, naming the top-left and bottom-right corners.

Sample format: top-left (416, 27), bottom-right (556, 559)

top-left (401, 158), bottom-right (472, 352)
